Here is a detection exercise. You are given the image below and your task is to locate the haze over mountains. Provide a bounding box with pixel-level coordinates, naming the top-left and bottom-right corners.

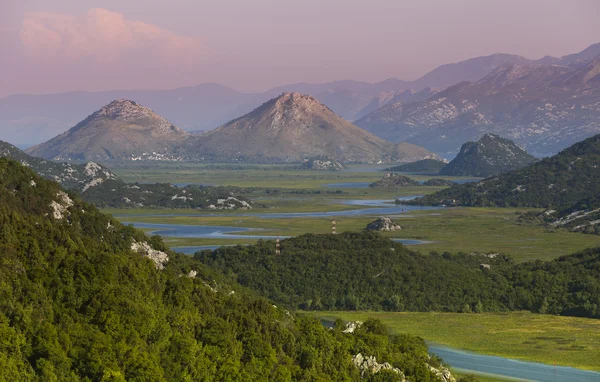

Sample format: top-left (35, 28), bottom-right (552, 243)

top-left (357, 57), bottom-right (600, 157)
top-left (4, 42), bottom-right (599, 154)
top-left (28, 95), bottom-right (440, 164)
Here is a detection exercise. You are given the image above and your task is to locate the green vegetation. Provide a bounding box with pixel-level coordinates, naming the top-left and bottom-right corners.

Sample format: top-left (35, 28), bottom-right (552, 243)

top-left (384, 159), bottom-right (448, 174)
top-left (0, 158), bottom-right (451, 381)
top-left (113, 207), bottom-right (600, 262)
top-left (439, 134), bottom-right (537, 177)
top-left (422, 179), bottom-right (456, 187)
top-left (370, 174), bottom-right (422, 188)
top-left (412, 134), bottom-right (600, 208)
top-left (312, 312), bottom-right (600, 372)
top-left (195, 231), bottom-right (600, 318)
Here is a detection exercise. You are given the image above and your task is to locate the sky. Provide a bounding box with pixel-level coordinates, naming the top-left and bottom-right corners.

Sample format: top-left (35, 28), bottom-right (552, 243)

top-left (1, 0), bottom-right (599, 97)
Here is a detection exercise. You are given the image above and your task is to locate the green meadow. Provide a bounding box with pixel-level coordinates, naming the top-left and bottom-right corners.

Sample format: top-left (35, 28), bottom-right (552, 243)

top-left (311, 311), bottom-right (600, 372)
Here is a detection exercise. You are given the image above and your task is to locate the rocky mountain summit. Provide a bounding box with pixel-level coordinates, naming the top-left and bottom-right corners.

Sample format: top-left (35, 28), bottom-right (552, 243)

top-left (365, 217), bottom-right (402, 231)
top-left (27, 100), bottom-right (190, 161)
top-left (439, 134), bottom-right (537, 177)
top-left (190, 92), bottom-right (438, 163)
top-left (356, 57), bottom-right (600, 157)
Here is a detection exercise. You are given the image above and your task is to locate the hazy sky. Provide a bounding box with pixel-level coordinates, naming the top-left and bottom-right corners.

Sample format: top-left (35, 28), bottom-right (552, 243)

top-left (1, 0), bottom-right (599, 97)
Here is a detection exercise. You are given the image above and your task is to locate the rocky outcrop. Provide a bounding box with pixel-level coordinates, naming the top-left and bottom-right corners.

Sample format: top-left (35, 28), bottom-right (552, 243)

top-left (352, 353), bottom-right (406, 380)
top-left (366, 217), bottom-right (402, 231)
top-left (300, 157), bottom-right (345, 171)
top-left (342, 321), bottom-right (363, 333)
top-left (428, 364), bottom-right (457, 382)
top-left (369, 173), bottom-right (421, 188)
top-left (131, 240), bottom-right (169, 270)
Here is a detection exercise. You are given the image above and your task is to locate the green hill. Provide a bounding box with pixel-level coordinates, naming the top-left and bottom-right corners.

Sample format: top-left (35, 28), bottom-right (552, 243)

top-left (195, 231), bottom-right (600, 318)
top-left (408, 134), bottom-right (600, 208)
top-left (0, 158), bottom-right (451, 381)
top-left (439, 134), bottom-right (537, 177)
top-left (384, 159), bottom-right (448, 174)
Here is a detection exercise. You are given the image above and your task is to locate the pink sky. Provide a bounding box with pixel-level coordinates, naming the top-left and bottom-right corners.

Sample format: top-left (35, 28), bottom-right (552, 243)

top-left (1, 0), bottom-right (599, 97)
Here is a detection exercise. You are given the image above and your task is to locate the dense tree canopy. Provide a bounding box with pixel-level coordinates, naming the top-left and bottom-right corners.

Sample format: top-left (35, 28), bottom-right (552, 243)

top-left (195, 232), bottom-right (600, 318)
top-left (0, 158), bottom-right (450, 381)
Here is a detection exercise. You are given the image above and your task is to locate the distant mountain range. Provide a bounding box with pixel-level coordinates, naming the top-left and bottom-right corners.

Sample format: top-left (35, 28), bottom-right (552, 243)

top-left (3, 42), bottom-right (598, 150)
top-left (439, 134), bottom-right (537, 177)
top-left (356, 52), bottom-right (600, 157)
top-left (27, 94), bottom-right (440, 164)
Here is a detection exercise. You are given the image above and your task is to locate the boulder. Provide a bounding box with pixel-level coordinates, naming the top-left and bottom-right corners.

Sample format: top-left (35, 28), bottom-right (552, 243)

top-left (366, 217), bottom-right (402, 231)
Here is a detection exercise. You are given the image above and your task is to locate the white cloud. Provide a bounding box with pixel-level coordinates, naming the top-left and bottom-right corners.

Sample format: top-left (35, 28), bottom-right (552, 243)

top-left (20, 8), bottom-right (204, 64)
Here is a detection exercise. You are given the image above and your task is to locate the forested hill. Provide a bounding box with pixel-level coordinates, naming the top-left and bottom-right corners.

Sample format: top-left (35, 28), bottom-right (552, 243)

top-left (0, 158), bottom-right (451, 381)
top-left (384, 159), bottom-right (448, 174)
top-left (407, 133), bottom-right (600, 208)
top-left (439, 134), bottom-right (537, 177)
top-left (1, 141), bottom-right (252, 210)
top-left (195, 232), bottom-right (600, 318)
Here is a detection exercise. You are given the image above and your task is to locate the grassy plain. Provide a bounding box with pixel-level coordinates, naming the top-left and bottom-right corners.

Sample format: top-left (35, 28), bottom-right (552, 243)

top-left (311, 311), bottom-right (600, 372)
top-left (111, 205), bottom-right (600, 262)
top-left (102, 162), bottom-right (600, 260)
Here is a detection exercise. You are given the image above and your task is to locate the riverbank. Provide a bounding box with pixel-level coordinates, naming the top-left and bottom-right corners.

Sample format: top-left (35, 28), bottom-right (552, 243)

top-left (312, 311), bottom-right (600, 372)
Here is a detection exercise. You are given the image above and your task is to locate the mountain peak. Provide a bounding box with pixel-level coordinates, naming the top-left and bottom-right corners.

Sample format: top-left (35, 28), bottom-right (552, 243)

top-left (439, 134), bottom-right (537, 177)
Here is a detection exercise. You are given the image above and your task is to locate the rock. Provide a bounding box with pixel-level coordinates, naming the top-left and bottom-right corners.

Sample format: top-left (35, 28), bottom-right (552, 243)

top-left (130, 240), bottom-right (169, 270)
top-left (428, 364), bottom-right (457, 382)
top-left (342, 321), bottom-right (363, 333)
top-left (480, 263), bottom-right (491, 270)
top-left (300, 157), bottom-right (345, 171)
top-left (366, 217), bottom-right (402, 231)
top-left (352, 353), bottom-right (406, 380)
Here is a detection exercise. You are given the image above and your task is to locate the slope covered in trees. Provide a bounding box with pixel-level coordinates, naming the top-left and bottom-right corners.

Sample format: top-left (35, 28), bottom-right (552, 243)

top-left (195, 232), bottom-right (600, 318)
top-left (439, 134), bottom-right (537, 177)
top-left (384, 159), bottom-right (448, 174)
top-left (407, 134), bottom-right (600, 208)
top-left (0, 158), bottom-right (453, 381)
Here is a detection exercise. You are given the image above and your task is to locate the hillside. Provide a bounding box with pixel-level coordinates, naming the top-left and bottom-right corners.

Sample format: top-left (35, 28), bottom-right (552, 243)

top-left (2, 141), bottom-right (252, 209)
top-left (356, 58), bottom-right (600, 157)
top-left (384, 159), bottom-right (448, 174)
top-left (439, 134), bottom-right (537, 177)
top-left (407, 134), bottom-right (600, 208)
top-left (0, 158), bottom-right (454, 381)
top-left (369, 173), bottom-right (422, 188)
top-left (1, 140), bottom-right (117, 192)
top-left (191, 92), bottom-right (438, 163)
top-left (26, 100), bottom-right (190, 161)
top-left (195, 231), bottom-right (600, 318)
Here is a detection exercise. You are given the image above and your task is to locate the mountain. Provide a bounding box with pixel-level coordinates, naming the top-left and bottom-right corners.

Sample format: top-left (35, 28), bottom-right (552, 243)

top-left (356, 58), bottom-right (600, 157)
top-left (0, 158), bottom-right (452, 381)
top-left (384, 159), bottom-right (448, 174)
top-left (26, 100), bottom-right (190, 161)
top-left (191, 92), bottom-right (439, 163)
top-left (439, 134), bottom-right (537, 177)
top-left (407, 133), bottom-right (600, 208)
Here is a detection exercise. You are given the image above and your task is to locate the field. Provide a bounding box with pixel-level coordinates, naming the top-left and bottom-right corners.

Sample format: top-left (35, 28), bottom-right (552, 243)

top-left (311, 311), bottom-right (600, 372)
top-left (109, 205), bottom-right (600, 262)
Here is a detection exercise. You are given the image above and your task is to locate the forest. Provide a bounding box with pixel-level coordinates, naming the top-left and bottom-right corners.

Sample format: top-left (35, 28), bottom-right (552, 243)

top-left (0, 158), bottom-right (455, 381)
top-left (195, 231), bottom-right (600, 318)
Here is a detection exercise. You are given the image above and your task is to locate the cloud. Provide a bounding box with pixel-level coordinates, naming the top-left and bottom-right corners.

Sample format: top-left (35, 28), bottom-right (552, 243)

top-left (20, 8), bottom-right (204, 65)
